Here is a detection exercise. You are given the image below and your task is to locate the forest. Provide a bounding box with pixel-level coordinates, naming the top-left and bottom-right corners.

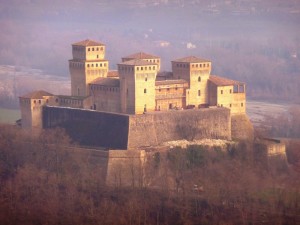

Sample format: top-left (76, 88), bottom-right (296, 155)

top-left (0, 122), bottom-right (299, 224)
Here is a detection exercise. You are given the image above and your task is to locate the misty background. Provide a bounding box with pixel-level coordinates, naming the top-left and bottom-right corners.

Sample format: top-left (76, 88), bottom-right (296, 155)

top-left (0, 0), bottom-right (300, 107)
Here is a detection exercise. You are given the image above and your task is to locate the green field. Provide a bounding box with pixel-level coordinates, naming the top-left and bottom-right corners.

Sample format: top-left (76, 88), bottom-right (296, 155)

top-left (0, 108), bottom-right (21, 124)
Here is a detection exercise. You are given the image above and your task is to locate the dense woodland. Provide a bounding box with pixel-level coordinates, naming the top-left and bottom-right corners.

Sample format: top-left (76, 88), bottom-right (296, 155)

top-left (0, 121), bottom-right (300, 224)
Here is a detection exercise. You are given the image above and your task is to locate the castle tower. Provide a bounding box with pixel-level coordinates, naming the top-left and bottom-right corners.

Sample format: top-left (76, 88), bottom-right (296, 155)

top-left (69, 39), bottom-right (109, 97)
top-left (118, 59), bottom-right (158, 114)
top-left (19, 90), bottom-right (54, 128)
top-left (122, 52), bottom-right (161, 71)
top-left (172, 56), bottom-right (211, 107)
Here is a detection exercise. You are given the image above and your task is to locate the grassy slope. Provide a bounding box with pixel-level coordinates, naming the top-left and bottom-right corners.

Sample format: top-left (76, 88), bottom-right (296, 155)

top-left (0, 108), bottom-right (20, 124)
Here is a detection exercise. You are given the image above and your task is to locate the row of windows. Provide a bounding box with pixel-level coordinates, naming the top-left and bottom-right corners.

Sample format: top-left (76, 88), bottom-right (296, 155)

top-left (90, 85), bottom-right (119, 92)
top-left (87, 47), bottom-right (104, 52)
top-left (220, 89), bottom-right (232, 94)
top-left (119, 66), bottom-right (156, 72)
top-left (146, 59), bottom-right (160, 63)
top-left (176, 63), bottom-right (210, 68)
top-left (58, 98), bottom-right (82, 105)
top-left (87, 63), bottom-right (107, 68)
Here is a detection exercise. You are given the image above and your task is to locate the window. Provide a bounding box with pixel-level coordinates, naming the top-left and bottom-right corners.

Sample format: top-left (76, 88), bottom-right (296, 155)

top-left (167, 88), bottom-right (170, 91)
top-left (159, 88), bottom-right (161, 92)
top-left (38, 100), bottom-right (41, 104)
top-left (87, 64), bottom-right (90, 67)
top-left (88, 48), bottom-right (90, 51)
top-left (144, 88), bottom-right (147, 93)
top-left (241, 103), bottom-right (244, 107)
top-left (198, 76), bottom-right (201, 82)
top-left (137, 67), bottom-right (139, 71)
top-left (96, 47), bottom-right (99, 51)
top-left (198, 90), bottom-right (201, 96)
top-left (221, 90), bottom-right (223, 94)
top-left (230, 104), bottom-right (232, 108)
top-left (92, 48), bottom-right (94, 51)
top-left (200, 64), bottom-right (202, 68)
top-left (153, 66), bottom-right (155, 70)
top-left (145, 77), bottom-right (147, 81)
top-left (230, 89), bottom-right (232, 94)
top-left (141, 67), bottom-right (143, 71)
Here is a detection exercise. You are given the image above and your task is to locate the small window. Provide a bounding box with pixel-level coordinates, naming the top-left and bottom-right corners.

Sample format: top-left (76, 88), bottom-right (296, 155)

top-left (198, 76), bottom-right (201, 82)
top-left (221, 90), bottom-right (223, 94)
top-left (137, 67), bottom-right (139, 71)
top-left (230, 104), bottom-right (232, 107)
top-left (241, 103), bottom-right (244, 107)
top-left (198, 90), bottom-right (201, 96)
top-left (92, 48), bottom-right (94, 51)
top-left (141, 67), bottom-right (143, 71)
top-left (167, 88), bottom-right (170, 91)
top-left (88, 48), bottom-right (90, 51)
top-left (96, 47), bottom-right (99, 51)
top-left (145, 77), bottom-right (148, 81)
top-left (87, 64), bottom-right (90, 67)
top-left (38, 100), bottom-right (41, 104)
top-left (230, 89), bottom-right (232, 94)
top-left (144, 88), bottom-right (147, 94)
top-left (159, 88), bottom-right (161, 92)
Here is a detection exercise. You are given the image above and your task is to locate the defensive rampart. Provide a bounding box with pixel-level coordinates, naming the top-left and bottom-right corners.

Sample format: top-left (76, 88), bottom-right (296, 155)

top-left (43, 106), bottom-right (231, 149)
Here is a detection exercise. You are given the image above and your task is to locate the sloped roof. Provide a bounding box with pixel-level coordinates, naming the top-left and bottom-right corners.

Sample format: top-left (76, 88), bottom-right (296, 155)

top-left (21, 90), bottom-right (53, 99)
top-left (107, 70), bottom-right (119, 78)
top-left (118, 59), bottom-right (157, 66)
top-left (172, 56), bottom-right (210, 63)
top-left (72, 39), bottom-right (104, 46)
top-left (209, 75), bottom-right (244, 86)
top-left (90, 77), bottom-right (120, 87)
top-left (123, 52), bottom-right (160, 60)
top-left (156, 79), bottom-right (188, 86)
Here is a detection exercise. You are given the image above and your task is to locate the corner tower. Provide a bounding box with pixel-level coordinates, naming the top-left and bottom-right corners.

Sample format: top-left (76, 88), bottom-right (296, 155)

top-left (172, 56), bottom-right (211, 107)
top-left (118, 59), bottom-right (158, 114)
top-left (69, 39), bottom-right (109, 97)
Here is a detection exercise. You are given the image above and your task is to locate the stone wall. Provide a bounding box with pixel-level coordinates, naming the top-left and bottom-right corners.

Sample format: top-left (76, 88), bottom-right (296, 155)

top-left (231, 114), bottom-right (254, 141)
top-left (43, 106), bottom-right (231, 149)
top-left (128, 107), bottom-right (231, 149)
top-left (43, 106), bottom-right (130, 149)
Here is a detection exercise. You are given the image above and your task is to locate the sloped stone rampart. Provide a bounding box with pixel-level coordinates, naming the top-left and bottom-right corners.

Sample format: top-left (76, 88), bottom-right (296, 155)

top-left (43, 106), bottom-right (231, 149)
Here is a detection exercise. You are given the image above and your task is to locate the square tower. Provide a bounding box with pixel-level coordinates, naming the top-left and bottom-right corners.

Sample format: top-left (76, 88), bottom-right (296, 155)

top-left (69, 39), bottom-right (109, 97)
top-left (118, 59), bottom-right (158, 114)
top-left (172, 56), bottom-right (211, 107)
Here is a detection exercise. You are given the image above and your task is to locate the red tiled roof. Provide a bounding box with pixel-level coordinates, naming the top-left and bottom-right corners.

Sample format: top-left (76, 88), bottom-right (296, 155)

top-left (155, 79), bottom-right (188, 86)
top-left (107, 70), bottom-right (119, 78)
top-left (72, 39), bottom-right (104, 46)
top-left (122, 52), bottom-right (160, 60)
top-left (90, 78), bottom-right (120, 87)
top-left (209, 75), bottom-right (244, 86)
top-left (118, 59), bottom-right (157, 66)
top-left (172, 56), bottom-right (210, 63)
top-left (21, 90), bottom-right (53, 99)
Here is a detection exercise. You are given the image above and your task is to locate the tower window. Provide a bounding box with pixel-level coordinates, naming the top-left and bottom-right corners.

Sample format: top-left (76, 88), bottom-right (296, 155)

top-left (92, 48), bottom-right (94, 51)
top-left (230, 89), bottom-right (232, 93)
top-left (144, 88), bottom-right (147, 93)
top-left (198, 90), bottom-right (201, 96)
top-left (88, 48), bottom-right (90, 51)
top-left (145, 77), bottom-right (147, 81)
top-left (141, 67), bottom-right (143, 71)
top-left (221, 90), bottom-right (223, 94)
top-left (241, 103), bottom-right (244, 107)
top-left (153, 66), bottom-right (155, 70)
top-left (198, 76), bottom-right (201, 82)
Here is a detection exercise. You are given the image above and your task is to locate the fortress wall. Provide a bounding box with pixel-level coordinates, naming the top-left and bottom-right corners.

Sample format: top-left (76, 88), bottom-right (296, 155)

top-left (231, 114), bottom-right (254, 141)
top-left (127, 107), bottom-right (231, 149)
top-left (43, 106), bottom-right (130, 149)
top-left (106, 150), bottom-right (145, 187)
top-left (43, 106), bottom-right (231, 150)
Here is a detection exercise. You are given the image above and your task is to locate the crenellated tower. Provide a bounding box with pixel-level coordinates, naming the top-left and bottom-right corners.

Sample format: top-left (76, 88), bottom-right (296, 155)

top-left (69, 39), bottom-right (109, 97)
top-left (118, 59), bottom-right (158, 114)
top-left (172, 56), bottom-right (211, 107)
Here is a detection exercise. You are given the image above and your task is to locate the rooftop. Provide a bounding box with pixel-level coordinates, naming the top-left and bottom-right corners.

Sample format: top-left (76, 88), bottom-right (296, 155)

top-left (90, 77), bottom-right (120, 87)
top-left (118, 59), bottom-right (157, 66)
top-left (107, 70), bottom-right (119, 78)
top-left (209, 75), bottom-right (244, 86)
top-left (172, 56), bottom-right (210, 63)
top-left (156, 79), bottom-right (188, 86)
top-left (21, 90), bottom-right (53, 99)
top-left (72, 39), bottom-right (105, 47)
top-left (123, 52), bottom-right (160, 60)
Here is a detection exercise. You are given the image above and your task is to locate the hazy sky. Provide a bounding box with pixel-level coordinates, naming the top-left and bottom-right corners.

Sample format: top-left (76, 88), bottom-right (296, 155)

top-left (0, 0), bottom-right (299, 75)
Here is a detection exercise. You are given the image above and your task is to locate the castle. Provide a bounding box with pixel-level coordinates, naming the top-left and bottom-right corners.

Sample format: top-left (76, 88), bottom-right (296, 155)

top-left (19, 39), bottom-right (250, 149)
